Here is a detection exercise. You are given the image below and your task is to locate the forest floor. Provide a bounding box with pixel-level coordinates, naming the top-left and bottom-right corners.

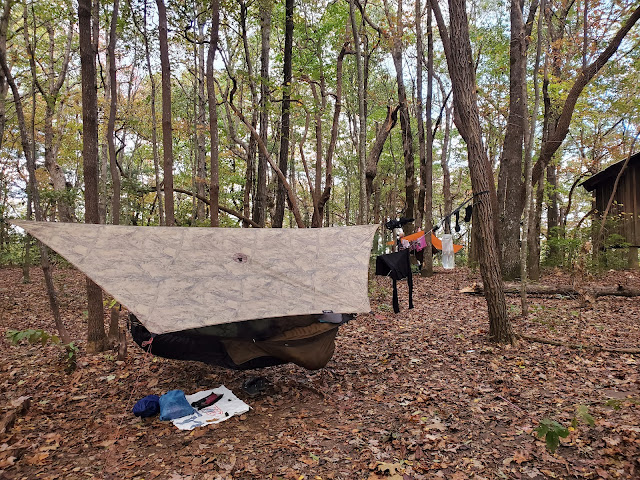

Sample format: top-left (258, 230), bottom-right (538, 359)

top-left (0, 265), bottom-right (639, 480)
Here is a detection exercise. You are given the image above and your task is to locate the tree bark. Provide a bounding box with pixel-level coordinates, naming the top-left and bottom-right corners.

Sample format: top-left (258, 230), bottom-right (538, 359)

top-left (253, 0), bottom-right (272, 227)
top-left (441, 102), bottom-right (452, 234)
top-left (78, 0), bottom-right (105, 353)
top-left (106, 0), bottom-right (120, 342)
top-left (156, 0), bottom-right (175, 226)
top-left (207, 0), bottom-right (221, 227)
top-left (528, 172), bottom-right (544, 280)
top-left (497, 0), bottom-right (527, 280)
top-left (365, 105), bottom-right (399, 198)
top-left (520, 0), bottom-right (544, 316)
top-left (273, 0), bottom-right (294, 228)
top-left (107, 0), bottom-right (120, 226)
top-left (546, 162), bottom-right (561, 265)
top-left (421, 4), bottom-right (434, 275)
top-left (387, 0), bottom-right (415, 230)
top-left (431, 0), bottom-right (511, 343)
top-left (196, 17), bottom-right (207, 221)
top-left (349, 0), bottom-right (367, 224)
top-left (239, 0), bottom-right (258, 228)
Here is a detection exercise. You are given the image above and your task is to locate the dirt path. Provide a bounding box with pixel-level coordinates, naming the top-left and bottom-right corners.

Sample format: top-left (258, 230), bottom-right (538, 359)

top-left (0, 266), bottom-right (638, 479)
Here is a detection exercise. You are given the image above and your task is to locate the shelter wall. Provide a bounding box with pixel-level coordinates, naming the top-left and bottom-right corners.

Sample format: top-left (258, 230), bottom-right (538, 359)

top-left (595, 163), bottom-right (640, 246)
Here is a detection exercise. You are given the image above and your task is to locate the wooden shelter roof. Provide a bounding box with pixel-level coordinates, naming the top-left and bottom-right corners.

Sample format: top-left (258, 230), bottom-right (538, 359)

top-left (581, 152), bottom-right (640, 192)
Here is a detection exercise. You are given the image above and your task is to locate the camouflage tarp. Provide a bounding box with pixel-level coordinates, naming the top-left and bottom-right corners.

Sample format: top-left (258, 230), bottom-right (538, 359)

top-left (12, 221), bottom-right (378, 334)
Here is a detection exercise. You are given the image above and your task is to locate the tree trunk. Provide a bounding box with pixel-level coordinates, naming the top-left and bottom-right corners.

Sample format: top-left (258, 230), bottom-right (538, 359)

top-left (78, 0), bottom-right (105, 353)
top-left (309, 45), bottom-right (346, 228)
top-left (415, 0), bottom-right (426, 230)
top-left (497, 0), bottom-right (527, 280)
top-left (441, 103), bottom-right (452, 234)
top-left (107, 0), bottom-right (120, 226)
top-left (365, 105), bottom-right (399, 198)
top-left (207, 0), bottom-right (220, 227)
top-left (349, 0), bottom-right (367, 224)
top-left (528, 173), bottom-right (544, 280)
top-left (253, 1), bottom-right (272, 227)
top-left (421, 4), bottom-right (434, 275)
top-left (431, 0), bottom-right (511, 343)
top-left (106, 0), bottom-right (120, 343)
top-left (546, 162), bottom-right (561, 265)
top-left (196, 17), bottom-right (207, 221)
top-left (520, 0), bottom-right (544, 315)
top-left (273, 0), bottom-right (293, 228)
top-left (156, 0), bottom-right (175, 226)
top-left (388, 0), bottom-right (415, 231)
top-left (138, 0), bottom-right (163, 225)
top-left (239, 0), bottom-right (258, 228)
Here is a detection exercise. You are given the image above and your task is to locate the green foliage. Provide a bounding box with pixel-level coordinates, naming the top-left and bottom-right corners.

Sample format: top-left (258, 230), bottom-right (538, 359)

top-left (536, 405), bottom-right (595, 454)
top-left (0, 230), bottom-right (27, 266)
top-left (571, 404), bottom-right (595, 428)
top-left (535, 418), bottom-right (569, 454)
top-left (6, 329), bottom-right (78, 373)
top-left (605, 397), bottom-right (640, 410)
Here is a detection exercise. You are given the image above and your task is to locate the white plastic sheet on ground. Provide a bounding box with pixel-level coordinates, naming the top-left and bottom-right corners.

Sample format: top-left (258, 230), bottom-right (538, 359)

top-left (171, 385), bottom-right (250, 430)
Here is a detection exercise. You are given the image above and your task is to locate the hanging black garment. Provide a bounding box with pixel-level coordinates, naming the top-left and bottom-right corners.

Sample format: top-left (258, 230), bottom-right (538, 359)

top-left (464, 205), bottom-right (473, 222)
top-left (455, 211), bottom-right (461, 232)
top-left (375, 249), bottom-right (414, 313)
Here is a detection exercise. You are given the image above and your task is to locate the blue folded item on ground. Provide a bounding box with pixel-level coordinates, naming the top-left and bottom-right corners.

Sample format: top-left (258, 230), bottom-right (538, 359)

top-left (132, 394), bottom-right (160, 418)
top-left (159, 390), bottom-right (196, 421)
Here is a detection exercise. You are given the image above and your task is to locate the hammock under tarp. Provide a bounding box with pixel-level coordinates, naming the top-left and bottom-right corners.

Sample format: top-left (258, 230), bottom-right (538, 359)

top-left (11, 220), bottom-right (378, 370)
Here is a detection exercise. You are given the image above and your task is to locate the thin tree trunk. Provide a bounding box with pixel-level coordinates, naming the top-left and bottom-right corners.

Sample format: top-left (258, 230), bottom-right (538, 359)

top-left (546, 162), bottom-right (561, 264)
top-left (273, 0), bottom-right (294, 228)
top-left (386, 0), bottom-right (415, 230)
top-left (422, 4), bottom-right (434, 275)
top-left (207, 0), bottom-right (220, 227)
top-left (138, 0), bottom-right (163, 225)
top-left (415, 0), bottom-right (426, 230)
top-left (156, 0), bottom-right (175, 226)
top-left (442, 104), bottom-right (452, 234)
top-left (106, 0), bottom-right (120, 341)
top-left (365, 105), bottom-right (399, 198)
top-left (239, 0), bottom-right (258, 228)
top-left (107, 0), bottom-right (120, 226)
top-left (253, 1), bottom-right (272, 227)
top-left (349, 0), bottom-right (367, 224)
top-left (520, 0), bottom-right (544, 316)
top-left (78, 0), bottom-right (105, 353)
top-left (196, 17), bottom-right (207, 221)
top-left (497, 0), bottom-right (527, 280)
top-left (528, 172), bottom-right (544, 280)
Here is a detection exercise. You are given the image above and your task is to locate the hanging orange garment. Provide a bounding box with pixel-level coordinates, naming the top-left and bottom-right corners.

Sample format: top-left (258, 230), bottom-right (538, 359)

top-left (402, 230), bottom-right (425, 242)
top-left (431, 232), bottom-right (464, 253)
top-left (386, 230), bottom-right (425, 246)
